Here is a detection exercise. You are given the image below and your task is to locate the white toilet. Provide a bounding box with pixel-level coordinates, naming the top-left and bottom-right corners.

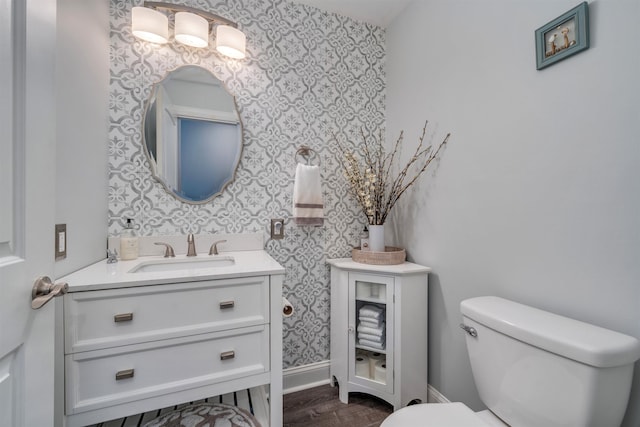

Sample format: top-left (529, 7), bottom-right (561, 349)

top-left (382, 296), bottom-right (640, 427)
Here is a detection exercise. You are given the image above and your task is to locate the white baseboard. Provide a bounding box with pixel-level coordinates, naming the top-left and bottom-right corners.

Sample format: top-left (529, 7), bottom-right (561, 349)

top-left (283, 360), bottom-right (331, 395)
top-left (427, 384), bottom-right (451, 403)
top-left (282, 361), bottom-right (451, 406)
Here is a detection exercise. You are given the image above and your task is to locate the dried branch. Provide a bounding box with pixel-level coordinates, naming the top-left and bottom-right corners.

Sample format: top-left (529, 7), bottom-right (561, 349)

top-left (333, 122), bottom-right (450, 225)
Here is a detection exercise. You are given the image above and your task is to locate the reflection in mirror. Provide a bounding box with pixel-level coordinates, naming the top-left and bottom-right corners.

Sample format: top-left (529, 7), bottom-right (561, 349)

top-left (143, 66), bottom-right (242, 203)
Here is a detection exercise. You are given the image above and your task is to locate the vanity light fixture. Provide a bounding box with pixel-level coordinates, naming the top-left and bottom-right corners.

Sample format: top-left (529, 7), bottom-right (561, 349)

top-left (131, 1), bottom-right (246, 59)
top-left (174, 11), bottom-right (209, 48)
top-left (215, 25), bottom-right (246, 59)
top-left (131, 6), bottom-right (169, 44)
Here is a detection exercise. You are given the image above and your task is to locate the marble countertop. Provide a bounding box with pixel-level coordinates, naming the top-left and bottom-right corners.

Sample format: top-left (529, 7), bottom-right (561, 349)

top-left (60, 250), bottom-right (285, 292)
top-left (327, 258), bottom-right (432, 275)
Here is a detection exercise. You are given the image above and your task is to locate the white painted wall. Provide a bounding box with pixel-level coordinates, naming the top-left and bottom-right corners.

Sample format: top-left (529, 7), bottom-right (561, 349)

top-left (386, 1), bottom-right (640, 425)
top-left (55, 0), bottom-right (110, 277)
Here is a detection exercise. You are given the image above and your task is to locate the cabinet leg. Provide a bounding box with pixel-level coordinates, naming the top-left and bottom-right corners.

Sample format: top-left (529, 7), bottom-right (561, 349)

top-left (338, 385), bottom-right (349, 405)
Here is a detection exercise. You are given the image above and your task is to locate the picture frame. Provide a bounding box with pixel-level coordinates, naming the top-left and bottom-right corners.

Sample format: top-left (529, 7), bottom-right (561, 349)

top-left (535, 2), bottom-right (589, 70)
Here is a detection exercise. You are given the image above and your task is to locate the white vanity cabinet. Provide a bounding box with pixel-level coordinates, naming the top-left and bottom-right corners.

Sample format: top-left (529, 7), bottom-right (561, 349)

top-left (328, 258), bottom-right (430, 410)
top-left (59, 250), bottom-right (284, 427)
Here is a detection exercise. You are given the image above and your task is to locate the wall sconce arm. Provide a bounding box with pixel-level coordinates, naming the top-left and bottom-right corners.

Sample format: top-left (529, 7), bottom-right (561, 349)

top-left (143, 1), bottom-right (238, 28)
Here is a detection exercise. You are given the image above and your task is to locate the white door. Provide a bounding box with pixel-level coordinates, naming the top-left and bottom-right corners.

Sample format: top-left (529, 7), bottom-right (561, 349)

top-left (0, 0), bottom-right (57, 426)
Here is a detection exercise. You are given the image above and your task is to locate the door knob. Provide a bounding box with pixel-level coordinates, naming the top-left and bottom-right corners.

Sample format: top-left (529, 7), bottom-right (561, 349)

top-left (31, 276), bottom-right (68, 309)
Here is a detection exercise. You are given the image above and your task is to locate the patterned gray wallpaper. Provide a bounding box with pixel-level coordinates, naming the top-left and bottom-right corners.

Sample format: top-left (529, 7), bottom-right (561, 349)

top-left (109, 0), bottom-right (386, 368)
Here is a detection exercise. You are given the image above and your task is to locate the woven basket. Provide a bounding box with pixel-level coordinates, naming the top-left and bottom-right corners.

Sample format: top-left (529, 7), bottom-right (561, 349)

top-left (352, 246), bottom-right (406, 265)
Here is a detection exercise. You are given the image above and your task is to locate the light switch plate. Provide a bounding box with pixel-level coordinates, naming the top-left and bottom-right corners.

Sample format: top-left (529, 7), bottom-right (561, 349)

top-left (55, 224), bottom-right (67, 260)
top-left (270, 219), bottom-right (284, 240)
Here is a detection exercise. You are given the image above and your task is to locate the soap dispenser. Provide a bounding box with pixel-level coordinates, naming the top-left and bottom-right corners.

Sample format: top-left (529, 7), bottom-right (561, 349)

top-left (120, 218), bottom-right (139, 260)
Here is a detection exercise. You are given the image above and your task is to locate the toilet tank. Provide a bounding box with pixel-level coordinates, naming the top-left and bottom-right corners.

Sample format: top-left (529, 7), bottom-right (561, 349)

top-left (460, 296), bottom-right (640, 427)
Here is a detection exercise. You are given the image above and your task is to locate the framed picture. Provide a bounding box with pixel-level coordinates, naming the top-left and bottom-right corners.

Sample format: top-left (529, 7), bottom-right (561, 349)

top-left (535, 2), bottom-right (589, 70)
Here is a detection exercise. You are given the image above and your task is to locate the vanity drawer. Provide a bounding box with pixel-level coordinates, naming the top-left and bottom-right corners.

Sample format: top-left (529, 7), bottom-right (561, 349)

top-left (65, 324), bottom-right (269, 414)
top-left (65, 276), bottom-right (269, 354)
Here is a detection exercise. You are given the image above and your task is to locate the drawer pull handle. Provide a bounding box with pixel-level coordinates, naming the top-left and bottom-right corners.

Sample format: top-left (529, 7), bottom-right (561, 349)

top-left (114, 313), bottom-right (133, 322)
top-left (115, 369), bottom-right (134, 380)
top-left (220, 351), bottom-right (235, 360)
top-left (219, 301), bottom-right (235, 309)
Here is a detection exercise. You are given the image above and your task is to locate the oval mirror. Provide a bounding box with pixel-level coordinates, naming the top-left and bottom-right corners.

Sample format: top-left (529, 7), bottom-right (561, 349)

top-left (143, 66), bottom-right (242, 204)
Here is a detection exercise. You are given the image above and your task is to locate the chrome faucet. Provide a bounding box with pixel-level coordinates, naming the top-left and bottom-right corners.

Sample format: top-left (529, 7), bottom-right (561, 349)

top-left (209, 240), bottom-right (227, 256)
top-left (155, 242), bottom-right (175, 258)
top-left (187, 233), bottom-right (197, 257)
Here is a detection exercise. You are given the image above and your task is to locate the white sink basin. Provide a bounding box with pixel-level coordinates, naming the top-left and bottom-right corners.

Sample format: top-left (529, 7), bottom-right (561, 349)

top-left (129, 256), bottom-right (235, 273)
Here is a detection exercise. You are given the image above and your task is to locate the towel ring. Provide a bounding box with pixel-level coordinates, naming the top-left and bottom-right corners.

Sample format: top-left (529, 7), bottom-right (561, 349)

top-left (295, 145), bottom-right (320, 166)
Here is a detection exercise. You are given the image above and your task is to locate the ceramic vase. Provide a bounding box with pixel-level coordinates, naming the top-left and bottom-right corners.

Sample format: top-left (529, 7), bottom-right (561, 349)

top-left (368, 224), bottom-right (385, 252)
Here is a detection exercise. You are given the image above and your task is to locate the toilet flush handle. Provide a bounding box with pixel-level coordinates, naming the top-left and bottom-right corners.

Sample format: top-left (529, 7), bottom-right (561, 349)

top-left (459, 323), bottom-right (478, 338)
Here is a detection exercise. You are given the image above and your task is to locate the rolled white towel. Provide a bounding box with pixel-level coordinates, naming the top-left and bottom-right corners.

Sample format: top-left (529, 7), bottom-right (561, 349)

top-left (358, 323), bottom-right (385, 336)
top-left (359, 338), bottom-right (385, 350)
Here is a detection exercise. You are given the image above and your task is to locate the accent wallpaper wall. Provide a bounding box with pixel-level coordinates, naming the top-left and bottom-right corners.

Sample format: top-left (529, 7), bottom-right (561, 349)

top-left (109, 0), bottom-right (385, 368)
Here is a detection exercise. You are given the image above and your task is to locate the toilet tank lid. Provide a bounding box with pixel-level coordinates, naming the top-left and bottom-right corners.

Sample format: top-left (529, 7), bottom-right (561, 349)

top-left (461, 296), bottom-right (640, 368)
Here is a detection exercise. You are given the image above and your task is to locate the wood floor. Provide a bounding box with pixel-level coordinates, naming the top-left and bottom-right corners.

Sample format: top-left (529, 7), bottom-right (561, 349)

top-left (283, 385), bottom-right (393, 427)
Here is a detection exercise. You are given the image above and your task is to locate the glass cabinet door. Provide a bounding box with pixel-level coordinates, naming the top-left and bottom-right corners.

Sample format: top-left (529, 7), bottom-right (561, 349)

top-left (348, 273), bottom-right (394, 394)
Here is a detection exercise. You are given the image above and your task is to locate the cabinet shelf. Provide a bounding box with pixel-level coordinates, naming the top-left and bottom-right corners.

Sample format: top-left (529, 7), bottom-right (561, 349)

top-left (355, 297), bottom-right (387, 305)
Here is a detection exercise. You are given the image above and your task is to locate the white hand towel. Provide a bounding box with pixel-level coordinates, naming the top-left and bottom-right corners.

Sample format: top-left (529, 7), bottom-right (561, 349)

top-left (293, 163), bottom-right (324, 226)
top-left (359, 318), bottom-right (384, 328)
top-left (359, 338), bottom-right (385, 350)
top-left (358, 332), bottom-right (384, 343)
top-left (358, 323), bottom-right (385, 336)
top-left (359, 305), bottom-right (384, 320)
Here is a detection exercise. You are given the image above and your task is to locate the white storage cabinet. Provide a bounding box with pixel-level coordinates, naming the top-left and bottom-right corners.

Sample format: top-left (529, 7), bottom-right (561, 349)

top-left (328, 259), bottom-right (430, 410)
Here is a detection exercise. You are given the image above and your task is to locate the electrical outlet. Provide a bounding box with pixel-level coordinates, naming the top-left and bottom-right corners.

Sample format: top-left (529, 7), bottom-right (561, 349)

top-left (271, 219), bottom-right (284, 240)
top-left (55, 224), bottom-right (67, 260)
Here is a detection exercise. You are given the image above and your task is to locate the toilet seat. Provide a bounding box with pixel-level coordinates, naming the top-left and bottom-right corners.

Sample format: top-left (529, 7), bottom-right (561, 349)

top-left (380, 402), bottom-right (493, 427)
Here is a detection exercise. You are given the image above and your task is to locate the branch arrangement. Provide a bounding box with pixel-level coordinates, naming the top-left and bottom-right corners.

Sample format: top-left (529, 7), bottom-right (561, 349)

top-left (334, 121), bottom-right (450, 225)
